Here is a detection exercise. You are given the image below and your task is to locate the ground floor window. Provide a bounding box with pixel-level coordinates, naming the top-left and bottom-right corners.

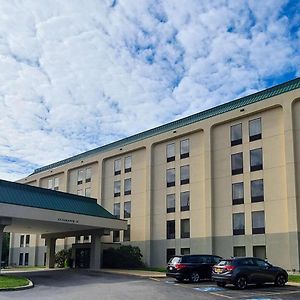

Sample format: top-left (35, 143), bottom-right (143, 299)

top-left (233, 246), bottom-right (246, 257)
top-left (24, 253), bottom-right (29, 266)
top-left (166, 248), bottom-right (175, 263)
top-left (181, 248), bottom-right (190, 255)
top-left (253, 245), bottom-right (266, 259)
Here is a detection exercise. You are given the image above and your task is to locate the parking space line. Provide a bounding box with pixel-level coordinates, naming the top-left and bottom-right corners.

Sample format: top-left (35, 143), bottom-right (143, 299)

top-left (209, 292), bottom-right (234, 299)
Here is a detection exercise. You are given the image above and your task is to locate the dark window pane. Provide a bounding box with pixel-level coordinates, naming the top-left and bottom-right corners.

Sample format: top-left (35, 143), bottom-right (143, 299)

top-left (124, 178), bottom-right (131, 195)
top-left (123, 225), bottom-right (130, 242)
top-left (180, 139), bottom-right (189, 159)
top-left (113, 203), bottom-right (120, 218)
top-left (114, 180), bottom-right (121, 197)
top-left (233, 213), bottom-right (245, 235)
top-left (180, 165), bottom-right (190, 185)
top-left (125, 156), bottom-right (132, 173)
top-left (181, 248), bottom-right (190, 255)
top-left (166, 249), bottom-right (176, 263)
top-left (167, 194), bottom-right (175, 213)
top-left (181, 219), bottom-right (190, 239)
top-left (252, 211), bottom-right (265, 234)
top-left (251, 179), bottom-right (264, 202)
top-left (167, 220), bottom-right (175, 239)
top-left (113, 231), bottom-right (120, 242)
top-left (249, 118), bottom-right (262, 141)
top-left (232, 182), bottom-right (244, 205)
top-left (124, 201), bottom-right (131, 218)
top-left (180, 191), bottom-right (190, 211)
top-left (231, 124), bottom-right (242, 146)
top-left (166, 168), bottom-right (175, 187)
top-left (167, 143), bottom-right (175, 162)
top-left (231, 153), bottom-right (243, 175)
top-left (250, 148), bottom-right (263, 171)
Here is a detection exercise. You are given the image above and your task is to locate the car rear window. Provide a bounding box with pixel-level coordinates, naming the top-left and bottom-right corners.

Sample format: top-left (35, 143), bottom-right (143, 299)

top-left (168, 257), bottom-right (181, 264)
top-left (218, 260), bottom-right (234, 266)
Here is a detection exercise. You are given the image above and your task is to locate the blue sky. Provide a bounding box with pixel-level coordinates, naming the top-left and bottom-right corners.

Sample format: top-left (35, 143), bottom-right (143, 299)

top-left (0, 0), bottom-right (299, 180)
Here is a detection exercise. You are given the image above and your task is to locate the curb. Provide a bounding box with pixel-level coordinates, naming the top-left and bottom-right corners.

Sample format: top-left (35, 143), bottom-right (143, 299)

top-left (92, 269), bottom-right (166, 278)
top-left (0, 279), bottom-right (34, 292)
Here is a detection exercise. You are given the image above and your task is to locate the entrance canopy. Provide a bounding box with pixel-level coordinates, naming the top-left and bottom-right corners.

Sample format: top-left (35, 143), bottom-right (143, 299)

top-left (0, 179), bottom-right (127, 237)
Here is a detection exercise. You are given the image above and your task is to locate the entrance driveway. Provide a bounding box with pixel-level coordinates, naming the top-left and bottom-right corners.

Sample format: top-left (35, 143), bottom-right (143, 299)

top-left (1, 269), bottom-right (300, 300)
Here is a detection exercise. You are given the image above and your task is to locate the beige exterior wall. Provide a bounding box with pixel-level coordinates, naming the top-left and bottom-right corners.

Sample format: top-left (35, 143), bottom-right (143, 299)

top-left (10, 87), bottom-right (300, 270)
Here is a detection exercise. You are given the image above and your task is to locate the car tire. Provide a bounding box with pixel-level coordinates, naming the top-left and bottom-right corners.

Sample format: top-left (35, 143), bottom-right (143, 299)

top-left (275, 274), bottom-right (286, 287)
top-left (189, 272), bottom-right (200, 283)
top-left (175, 278), bottom-right (184, 283)
top-left (216, 282), bottom-right (226, 287)
top-left (234, 276), bottom-right (248, 290)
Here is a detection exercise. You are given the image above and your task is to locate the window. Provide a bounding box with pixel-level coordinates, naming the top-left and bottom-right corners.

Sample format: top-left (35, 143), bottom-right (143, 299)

top-left (76, 236), bottom-right (81, 243)
top-left (113, 231), bottom-right (120, 242)
top-left (86, 168), bottom-right (92, 183)
top-left (166, 248), bottom-right (175, 263)
top-left (250, 148), bottom-right (263, 171)
top-left (252, 211), bottom-right (265, 234)
top-left (166, 168), bottom-right (175, 187)
top-left (124, 201), bottom-right (131, 218)
top-left (180, 139), bottom-right (189, 159)
top-left (181, 248), bottom-right (190, 255)
top-left (253, 246), bottom-right (266, 260)
top-left (231, 153), bottom-right (243, 175)
top-left (24, 253), bottom-right (29, 266)
top-left (233, 213), bottom-right (245, 235)
top-left (53, 177), bottom-right (59, 191)
top-left (249, 118), bottom-right (262, 142)
top-left (25, 235), bottom-right (30, 247)
top-left (232, 182), bottom-right (244, 205)
top-left (123, 225), bottom-right (130, 242)
top-left (233, 246), bottom-right (246, 257)
top-left (166, 194), bottom-right (175, 213)
top-left (77, 189), bottom-right (83, 196)
top-left (44, 252), bottom-right (47, 266)
top-left (167, 220), bottom-right (175, 239)
top-left (180, 191), bottom-right (190, 211)
top-left (19, 253), bottom-right (23, 266)
top-left (180, 165), bottom-right (190, 185)
top-left (20, 235), bottom-right (24, 247)
top-left (113, 203), bottom-right (120, 218)
top-left (167, 143), bottom-right (175, 162)
top-left (181, 219), bottom-right (190, 238)
top-left (125, 156), bottom-right (132, 173)
top-left (77, 170), bottom-right (84, 185)
top-left (124, 178), bottom-right (131, 195)
top-left (83, 235), bottom-right (89, 241)
top-left (114, 159), bottom-right (121, 175)
top-left (48, 179), bottom-right (53, 190)
top-left (85, 187), bottom-right (91, 198)
top-left (114, 180), bottom-right (121, 197)
top-left (251, 179), bottom-right (264, 202)
top-left (231, 123), bottom-right (242, 146)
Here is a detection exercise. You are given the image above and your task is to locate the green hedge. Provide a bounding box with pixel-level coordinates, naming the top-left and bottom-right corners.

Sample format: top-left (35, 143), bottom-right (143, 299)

top-left (102, 245), bottom-right (144, 268)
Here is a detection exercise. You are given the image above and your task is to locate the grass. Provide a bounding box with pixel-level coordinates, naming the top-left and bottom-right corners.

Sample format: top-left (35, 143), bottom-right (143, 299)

top-left (288, 275), bottom-right (300, 283)
top-left (0, 275), bottom-right (29, 289)
top-left (143, 267), bottom-right (166, 273)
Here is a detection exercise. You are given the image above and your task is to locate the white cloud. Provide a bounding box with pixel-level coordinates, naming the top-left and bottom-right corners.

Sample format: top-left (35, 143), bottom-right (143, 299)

top-left (0, 0), bottom-right (299, 180)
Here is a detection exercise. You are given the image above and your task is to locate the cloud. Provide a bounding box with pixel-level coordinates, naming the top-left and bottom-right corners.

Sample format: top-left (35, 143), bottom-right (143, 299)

top-left (0, 0), bottom-right (299, 180)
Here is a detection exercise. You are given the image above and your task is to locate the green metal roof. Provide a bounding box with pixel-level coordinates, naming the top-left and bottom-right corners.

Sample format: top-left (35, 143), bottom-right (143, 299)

top-left (33, 77), bottom-right (300, 175)
top-left (0, 179), bottom-right (116, 219)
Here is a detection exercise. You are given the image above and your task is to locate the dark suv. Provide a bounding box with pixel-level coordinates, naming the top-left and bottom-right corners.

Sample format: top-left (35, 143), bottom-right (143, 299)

top-left (212, 257), bottom-right (288, 289)
top-left (167, 254), bottom-right (222, 283)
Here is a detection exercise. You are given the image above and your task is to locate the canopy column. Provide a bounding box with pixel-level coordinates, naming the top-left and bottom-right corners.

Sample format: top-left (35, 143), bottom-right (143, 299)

top-left (45, 237), bottom-right (56, 268)
top-left (90, 233), bottom-right (102, 269)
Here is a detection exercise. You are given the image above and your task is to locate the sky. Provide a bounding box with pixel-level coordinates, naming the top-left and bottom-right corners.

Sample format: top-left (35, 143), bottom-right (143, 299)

top-left (0, 0), bottom-right (299, 181)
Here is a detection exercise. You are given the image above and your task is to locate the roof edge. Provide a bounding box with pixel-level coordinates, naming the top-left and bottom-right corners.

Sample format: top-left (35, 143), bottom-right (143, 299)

top-left (32, 77), bottom-right (300, 175)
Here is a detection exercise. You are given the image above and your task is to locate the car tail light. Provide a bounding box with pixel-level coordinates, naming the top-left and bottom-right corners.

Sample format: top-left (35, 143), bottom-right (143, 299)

top-left (225, 265), bottom-right (236, 272)
top-left (175, 263), bottom-right (187, 270)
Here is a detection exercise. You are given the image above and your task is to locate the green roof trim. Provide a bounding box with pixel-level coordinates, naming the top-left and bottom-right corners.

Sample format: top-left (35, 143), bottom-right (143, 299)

top-left (33, 77), bottom-right (300, 174)
top-left (0, 180), bottom-right (116, 219)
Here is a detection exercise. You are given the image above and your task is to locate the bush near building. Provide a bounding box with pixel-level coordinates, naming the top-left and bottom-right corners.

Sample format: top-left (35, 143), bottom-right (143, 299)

top-left (55, 249), bottom-right (72, 268)
top-left (102, 245), bottom-right (144, 269)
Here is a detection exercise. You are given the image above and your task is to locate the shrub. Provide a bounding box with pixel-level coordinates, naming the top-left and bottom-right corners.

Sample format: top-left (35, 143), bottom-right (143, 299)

top-left (102, 245), bottom-right (144, 268)
top-left (55, 249), bottom-right (72, 268)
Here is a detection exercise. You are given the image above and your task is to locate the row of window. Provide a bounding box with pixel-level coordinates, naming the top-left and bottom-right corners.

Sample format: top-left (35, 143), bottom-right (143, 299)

top-left (113, 225), bottom-right (130, 242)
top-left (113, 201), bottom-right (131, 219)
top-left (19, 235), bottom-right (30, 247)
top-left (166, 219), bottom-right (190, 239)
top-left (114, 178), bottom-right (131, 197)
top-left (77, 187), bottom-right (91, 197)
top-left (166, 139), bottom-right (190, 162)
top-left (231, 118), bottom-right (262, 146)
top-left (233, 210), bottom-right (265, 235)
top-left (114, 156), bottom-right (132, 175)
top-left (231, 148), bottom-right (263, 175)
top-left (48, 177), bottom-right (59, 190)
top-left (77, 167), bottom-right (92, 185)
top-left (166, 165), bottom-right (190, 187)
top-left (167, 191), bottom-right (190, 213)
top-left (232, 179), bottom-right (264, 205)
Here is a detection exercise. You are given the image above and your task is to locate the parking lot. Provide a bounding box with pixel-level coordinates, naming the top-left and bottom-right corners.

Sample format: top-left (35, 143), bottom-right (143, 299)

top-left (1, 270), bottom-right (300, 300)
top-left (154, 277), bottom-right (300, 299)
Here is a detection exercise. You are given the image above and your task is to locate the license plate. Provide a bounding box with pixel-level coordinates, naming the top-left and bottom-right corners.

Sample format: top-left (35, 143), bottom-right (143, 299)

top-left (215, 268), bottom-right (222, 273)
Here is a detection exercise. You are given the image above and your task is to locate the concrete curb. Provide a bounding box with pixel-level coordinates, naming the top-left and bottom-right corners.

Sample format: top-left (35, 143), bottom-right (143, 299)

top-left (91, 268), bottom-right (166, 278)
top-left (0, 279), bottom-right (34, 292)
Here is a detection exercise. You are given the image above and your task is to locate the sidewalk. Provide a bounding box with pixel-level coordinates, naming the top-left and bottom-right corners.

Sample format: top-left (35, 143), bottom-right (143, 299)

top-left (95, 268), bottom-right (166, 278)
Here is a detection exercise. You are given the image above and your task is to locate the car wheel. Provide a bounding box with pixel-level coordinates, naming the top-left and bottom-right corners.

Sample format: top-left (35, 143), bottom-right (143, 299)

top-left (175, 278), bottom-right (184, 283)
top-left (234, 276), bottom-right (247, 290)
top-left (216, 282), bottom-right (226, 287)
top-left (189, 272), bottom-right (200, 283)
top-left (275, 274), bottom-right (286, 287)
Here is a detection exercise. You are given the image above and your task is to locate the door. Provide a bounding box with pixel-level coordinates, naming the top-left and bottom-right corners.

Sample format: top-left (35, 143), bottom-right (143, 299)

top-left (75, 248), bottom-right (90, 268)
